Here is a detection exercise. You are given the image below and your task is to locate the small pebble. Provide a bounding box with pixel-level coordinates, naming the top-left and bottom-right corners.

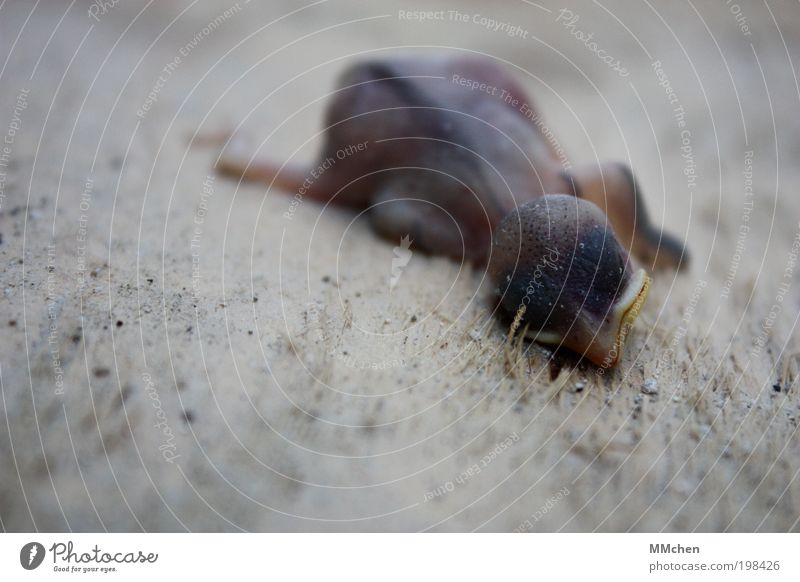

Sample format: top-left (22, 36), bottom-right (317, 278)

top-left (641, 378), bottom-right (658, 395)
top-left (574, 381), bottom-right (585, 392)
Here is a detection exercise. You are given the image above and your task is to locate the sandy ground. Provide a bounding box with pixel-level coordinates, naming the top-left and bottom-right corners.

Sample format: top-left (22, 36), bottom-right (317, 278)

top-left (1, 0), bottom-right (799, 532)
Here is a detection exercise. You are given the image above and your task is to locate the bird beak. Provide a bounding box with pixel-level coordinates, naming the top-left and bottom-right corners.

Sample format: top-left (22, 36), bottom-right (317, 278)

top-left (584, 268), bottom-right (651, 368)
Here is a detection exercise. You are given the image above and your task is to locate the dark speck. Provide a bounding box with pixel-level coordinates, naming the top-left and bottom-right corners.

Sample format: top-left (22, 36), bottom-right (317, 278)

top-left (253, 296), bottom-right (258, 303)
top-left (116, 320), bottom-right (123, 327)
top-left (248, 330), bottom-right (253, 335)
top-left (548, 355), bottom-right (564, 381)
top-left (322, 275), bottom-right (331, 283)
top-left (773, 383), bottom-right (781, 393)
top-left (8, 320), bottom-right (16, 327)
top-left (410, 315), bottom-right (417, 322)
top-left (181, 410), bottom-right (194, 424)
top-left (93, 367), bottom-right (111, 378)
top-left (118, 384), bottom-right (132, 404)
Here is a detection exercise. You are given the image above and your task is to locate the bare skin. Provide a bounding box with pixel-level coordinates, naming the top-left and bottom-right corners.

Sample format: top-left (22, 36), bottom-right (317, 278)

top-left (214, 55), bottom-right (688, 367)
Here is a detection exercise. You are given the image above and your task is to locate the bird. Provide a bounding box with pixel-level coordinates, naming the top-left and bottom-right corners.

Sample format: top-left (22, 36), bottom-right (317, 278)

top-left (213, 54), bottom-right (688, 367)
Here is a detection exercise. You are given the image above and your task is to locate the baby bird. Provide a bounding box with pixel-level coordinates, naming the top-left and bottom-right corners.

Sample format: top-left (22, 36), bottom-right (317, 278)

top-left (215, 54), bottom-right (687, 367)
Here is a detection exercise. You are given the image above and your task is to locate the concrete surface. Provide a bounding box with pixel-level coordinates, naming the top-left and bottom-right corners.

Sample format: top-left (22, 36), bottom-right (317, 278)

top-left (1, 0), bottom-right (799, 531)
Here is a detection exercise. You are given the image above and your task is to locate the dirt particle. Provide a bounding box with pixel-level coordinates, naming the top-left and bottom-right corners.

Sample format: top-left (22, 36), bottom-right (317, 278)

top-left (116, 320), bottom-right (124, 327)
top-left (8, 320), bottom-right (16, 327)
top-left (93, 367), bottom-right (111, 378)
top-left (181, 410), bottom-right (194, 424)
top-left (642, 379), bottom-right (658, 395)
top-left (117, 384), bottom-right (132, 405)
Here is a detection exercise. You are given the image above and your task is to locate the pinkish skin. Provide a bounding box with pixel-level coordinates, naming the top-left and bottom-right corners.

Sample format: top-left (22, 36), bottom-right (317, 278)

top-left (216, 55), bottom-right (688, 367)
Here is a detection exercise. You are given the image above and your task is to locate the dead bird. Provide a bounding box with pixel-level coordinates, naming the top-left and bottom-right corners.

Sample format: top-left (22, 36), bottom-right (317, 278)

top-left (214, 54), bottom-right (688, 367)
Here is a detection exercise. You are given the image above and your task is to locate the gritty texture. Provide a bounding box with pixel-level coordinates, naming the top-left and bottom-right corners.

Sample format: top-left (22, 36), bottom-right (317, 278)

top-left (1, 0), bottom-right (799, 532)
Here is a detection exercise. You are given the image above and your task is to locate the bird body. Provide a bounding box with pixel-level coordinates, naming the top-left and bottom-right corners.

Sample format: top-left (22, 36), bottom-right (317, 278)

top-left (217, 55), bottom-right (687, 366)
